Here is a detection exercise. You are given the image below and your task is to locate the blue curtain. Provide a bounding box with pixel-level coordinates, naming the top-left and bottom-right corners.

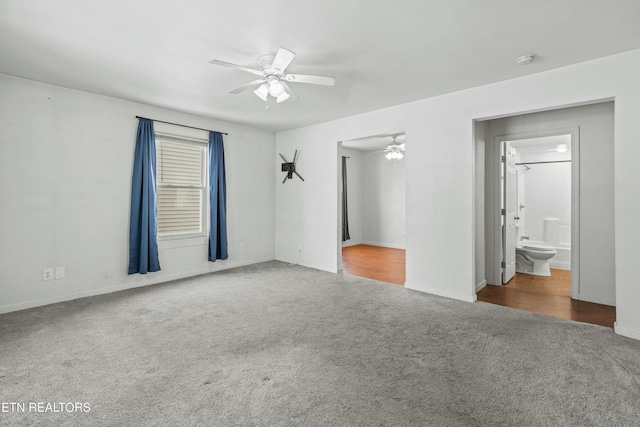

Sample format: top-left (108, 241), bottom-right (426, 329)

top-left (209, 131), bottom-right (228, 261)
top-left (128, 118), bottom-right (161, 274)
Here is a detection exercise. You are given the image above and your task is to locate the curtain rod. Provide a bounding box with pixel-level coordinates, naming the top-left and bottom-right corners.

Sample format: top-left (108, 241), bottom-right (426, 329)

top-left (516, 160), bottom-right (570, 166)
top-left (136, 116), bottom-right (228, 135)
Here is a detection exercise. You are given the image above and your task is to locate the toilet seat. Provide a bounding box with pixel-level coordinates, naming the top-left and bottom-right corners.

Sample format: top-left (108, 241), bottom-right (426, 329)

top-left (521, 242), bottom-right (555, 251)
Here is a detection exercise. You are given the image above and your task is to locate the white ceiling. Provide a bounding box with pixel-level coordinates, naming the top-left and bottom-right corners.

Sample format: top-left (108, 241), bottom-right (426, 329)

top-left (343, 133), bottom-right (405, 153)
top-left (1, 0), bottom-right (640, 133)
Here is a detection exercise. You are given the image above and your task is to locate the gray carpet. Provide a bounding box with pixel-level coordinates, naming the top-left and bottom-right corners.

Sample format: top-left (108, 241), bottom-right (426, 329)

top-left (1, 261), bottom-right (639, 426)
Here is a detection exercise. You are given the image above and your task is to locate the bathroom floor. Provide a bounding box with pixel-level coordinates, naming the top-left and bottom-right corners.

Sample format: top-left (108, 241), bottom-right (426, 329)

top-left (506, 268), bottom-right (571, 296)
top-left (477, 269), bottom-right (616, 328)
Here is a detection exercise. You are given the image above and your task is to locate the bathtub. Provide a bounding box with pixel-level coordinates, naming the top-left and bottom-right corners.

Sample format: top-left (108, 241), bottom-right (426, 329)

top-left (550, 244), bottom-right (571, 270)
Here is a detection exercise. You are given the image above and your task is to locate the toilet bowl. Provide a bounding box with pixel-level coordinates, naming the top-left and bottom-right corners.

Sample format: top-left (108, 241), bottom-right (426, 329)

top-left (515, 242), bottom-right (557, 276)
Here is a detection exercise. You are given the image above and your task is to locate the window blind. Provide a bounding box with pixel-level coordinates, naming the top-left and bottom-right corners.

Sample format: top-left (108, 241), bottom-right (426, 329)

top-left (156, 138), bottom-right (205, 236)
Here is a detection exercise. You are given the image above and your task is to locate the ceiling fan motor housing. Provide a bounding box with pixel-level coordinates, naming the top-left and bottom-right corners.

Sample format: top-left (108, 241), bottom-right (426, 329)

top-left (258, 54), bottom-right (279, 76)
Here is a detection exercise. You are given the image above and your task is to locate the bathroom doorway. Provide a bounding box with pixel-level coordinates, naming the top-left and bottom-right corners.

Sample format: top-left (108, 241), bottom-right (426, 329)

top-left (475, 101), bottom-right (616, 326)
top-left (501, 132), bottom-right (576, 297)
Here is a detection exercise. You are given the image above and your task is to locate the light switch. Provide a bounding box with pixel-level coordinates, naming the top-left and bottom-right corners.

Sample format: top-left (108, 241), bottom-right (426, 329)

top-left (55, 267), bottom-right (65, 280)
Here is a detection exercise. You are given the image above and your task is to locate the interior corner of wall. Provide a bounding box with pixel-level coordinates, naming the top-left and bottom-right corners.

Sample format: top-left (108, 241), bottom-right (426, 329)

top-left (614, 322), bottom-right (640, 341)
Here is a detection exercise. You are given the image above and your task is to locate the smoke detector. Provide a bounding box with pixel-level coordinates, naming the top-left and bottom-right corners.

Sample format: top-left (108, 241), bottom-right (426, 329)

top-left (516, 54), bottom-right (536, 65)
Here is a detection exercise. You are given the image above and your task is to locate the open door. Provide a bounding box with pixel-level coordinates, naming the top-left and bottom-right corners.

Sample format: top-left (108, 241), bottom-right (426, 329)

top-left (502, 142), bottom-right (517, 283)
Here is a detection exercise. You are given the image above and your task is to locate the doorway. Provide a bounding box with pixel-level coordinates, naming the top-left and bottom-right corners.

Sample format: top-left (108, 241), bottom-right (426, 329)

top-left (500, 132), bottom-right (577, 295)
top-left (495, 133), bottom-right (578, 307)
top-left (338, 133), bottom-right (406, 285)
top-left (474, 102), bottom-right (616, 327)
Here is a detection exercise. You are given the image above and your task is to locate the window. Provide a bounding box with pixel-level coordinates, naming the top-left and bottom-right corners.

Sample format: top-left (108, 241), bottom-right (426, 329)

top-left (156, 133), bottom-right (207, 238)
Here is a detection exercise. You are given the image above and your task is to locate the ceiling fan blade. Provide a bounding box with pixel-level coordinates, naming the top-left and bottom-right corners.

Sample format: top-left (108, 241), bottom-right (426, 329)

top-left (229, 79), bottom-right (266, 94)
top-left (282, 73), bottom-right (335, 86)
top-left (209, 59), bottom-right (265, 77)
top-left (281, 81), bottom-right (299, 102)
top-left (271, 48), bottom-right (296, 73)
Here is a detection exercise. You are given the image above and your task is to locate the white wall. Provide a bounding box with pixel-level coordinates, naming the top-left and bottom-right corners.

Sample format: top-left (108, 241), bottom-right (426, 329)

top-left (341, 147), bottom-right (363, 246)
top-left (275, 133), bottom-right (339, 272)
top-left (474, 121), bottom-right (486, 291)
top-left (275, 49), bottom-right (640, 340)
top-left (484, 102), bottom-right (614, 306)
top-left (340, 147), bottom-right (406, 250)
top-left (0, 74), bottom-right (276, 313)
top-left (362, 152), bottom-right (406, 249)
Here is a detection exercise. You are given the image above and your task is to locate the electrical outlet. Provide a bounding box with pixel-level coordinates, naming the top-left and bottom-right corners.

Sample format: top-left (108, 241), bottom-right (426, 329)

top-left (239, 242), bottom-right (245, 251)
top-left (43, 268), bottom-right (54, 281)
top-left (55, 267), bottom-right (66, 280)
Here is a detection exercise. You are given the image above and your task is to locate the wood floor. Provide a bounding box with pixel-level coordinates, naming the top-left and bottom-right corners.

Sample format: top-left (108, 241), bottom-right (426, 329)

top-left (342, 245), bottom-right (615, 328)
top-left (341, 244), bottom-right (405, 285)
top-left (477, 269), bottom-right (616, 328)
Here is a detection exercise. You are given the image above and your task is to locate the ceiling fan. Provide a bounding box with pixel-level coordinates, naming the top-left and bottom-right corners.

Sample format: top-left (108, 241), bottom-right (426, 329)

top-left (375, 135), bottom-right (405, 160)
top-left (209, 48), bottom-right (336, 103)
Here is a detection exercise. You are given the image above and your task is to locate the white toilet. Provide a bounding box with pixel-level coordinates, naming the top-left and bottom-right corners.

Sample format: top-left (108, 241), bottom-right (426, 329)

top-left (515, 242), bottom-right (557, 276)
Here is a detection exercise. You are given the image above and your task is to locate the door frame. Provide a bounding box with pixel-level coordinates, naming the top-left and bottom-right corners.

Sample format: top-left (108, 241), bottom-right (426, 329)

top-left (492, 127), bottom-right (580, 297)
top-left (337, 133), bottom-right (407, 281)
top-left (502, 141), bottom-right (517, 284)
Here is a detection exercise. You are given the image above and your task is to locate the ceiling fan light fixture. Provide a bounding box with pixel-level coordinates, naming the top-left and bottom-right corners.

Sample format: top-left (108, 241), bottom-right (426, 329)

top-left (386, 149), bottom-right (404, 160)
top-left (276, 91), bottom-right (290, 103)
top-left (268, 79), bottom-right (285, 97)
top-left (211, 47), bottom-right (335, 104)
top-left (254, 83), bottom-right (269, 101)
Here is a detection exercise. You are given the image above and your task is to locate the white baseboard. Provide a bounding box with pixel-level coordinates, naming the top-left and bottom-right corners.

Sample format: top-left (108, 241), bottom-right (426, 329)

top-left (614, 322), bottom-right (640, 341)
top-left (549, 261), bottom-right (571, 270)
top-left (405, 282), bottom-right (477, 303)
top-left (0, 257), bottom-right (275, 314)
top-left (362, 241), bottom-right (406, 250)
top-left (278, 258), bottom-right (339, 274)
top-left (577, 293), bottom-right (616, 307)
top-left (475, 280), bottom-right (487, 293)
